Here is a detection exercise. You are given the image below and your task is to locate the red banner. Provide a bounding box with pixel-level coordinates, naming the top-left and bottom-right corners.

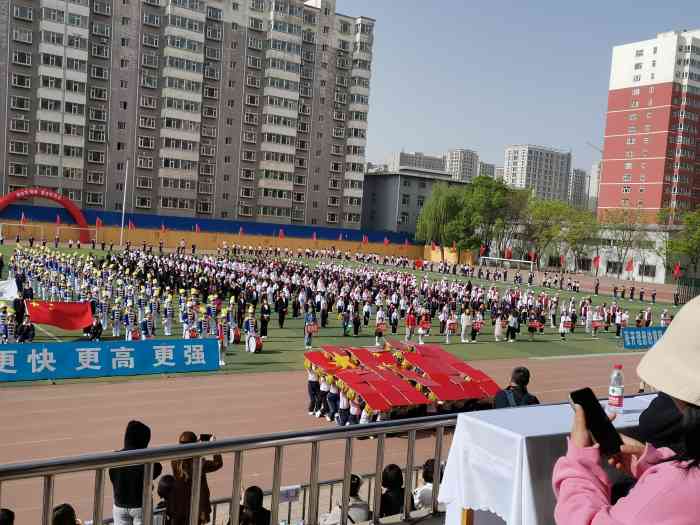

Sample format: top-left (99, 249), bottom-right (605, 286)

top-left (593, 255), bottom-right (600, 269)
top-left (383, 236), bottom-right (389, 246)
top-left (25, 301), bottom-right (93, 330)
top-left (626, 258), bottom-right (634, 272)
top-left (96, 217), bottom-right (103, 229)
top-left (55, 214), bottom-right (61, 226)
top-left (673, 262), bottom-right (682, 279)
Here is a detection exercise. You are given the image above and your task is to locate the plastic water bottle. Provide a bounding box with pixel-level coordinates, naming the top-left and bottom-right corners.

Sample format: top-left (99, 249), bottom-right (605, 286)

top-left (608, 364), bottom-right (624, 415)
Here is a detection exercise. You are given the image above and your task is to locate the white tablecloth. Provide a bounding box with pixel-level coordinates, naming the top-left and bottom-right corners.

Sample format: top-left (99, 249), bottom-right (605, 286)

top-left (438, 395), bottom-right (656, 525)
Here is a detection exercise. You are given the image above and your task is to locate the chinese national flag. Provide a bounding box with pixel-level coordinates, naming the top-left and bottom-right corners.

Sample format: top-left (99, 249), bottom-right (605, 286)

top-left (505, 247), bottom-right (513, 259)
top-left (128, 220), bottom-right (135, 231)
top-left (383, 236), bottom-right (389, 246)
top-left (362, 235), bottom-right (368, 245)
top-left (312, 231), bottom-right (317, 241)
top-left (560, 255), bottom-right (565, 267)
top-left (278, 228), bottom-right (285, 239)
top-left (55, 214), bottom-right (61, 226)
top-left (625, 258), bottom-right (634, 272)
top-left (95, 217), bottom-right (103, 229)
top-left (20, 212), bottom-right (27, 225)
top-left (25, 300), bottom-right (93, 330)
top-left (593, 255), bottom-right (601, 269)
top-left (673, 262), bottom-right (682, 279)
top-left (195, 223), bottom-right (201, 233)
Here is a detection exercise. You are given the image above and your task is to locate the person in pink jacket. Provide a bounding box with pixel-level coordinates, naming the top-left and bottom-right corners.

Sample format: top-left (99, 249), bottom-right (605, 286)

top-left (553, 294), bottom-right (700, 525)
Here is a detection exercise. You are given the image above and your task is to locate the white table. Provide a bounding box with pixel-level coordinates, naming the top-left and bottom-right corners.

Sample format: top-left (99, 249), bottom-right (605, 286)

top-left (438, 395), bottom-right (656, 525)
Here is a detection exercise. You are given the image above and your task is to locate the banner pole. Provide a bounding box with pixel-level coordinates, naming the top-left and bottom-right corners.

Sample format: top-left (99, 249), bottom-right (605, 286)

top-left (119, 159), bottom-right (129, 247)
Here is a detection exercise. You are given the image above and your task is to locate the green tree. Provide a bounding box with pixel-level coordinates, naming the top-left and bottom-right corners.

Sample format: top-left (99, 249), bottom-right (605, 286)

top-left (416, 183), bottom-right (461, 261)
top-left (668, 209), bottom-right (700, 274)
top-left (520, 198), bottom-right (570, 269)
top-left (600, 208), bottom-right (647, 279)
top-left (561, 210), bottom-right (598, 271)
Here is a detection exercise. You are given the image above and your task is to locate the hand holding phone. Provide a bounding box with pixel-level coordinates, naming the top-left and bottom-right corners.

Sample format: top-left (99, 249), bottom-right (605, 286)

top-left (569, 387), bottom-right (623, 455)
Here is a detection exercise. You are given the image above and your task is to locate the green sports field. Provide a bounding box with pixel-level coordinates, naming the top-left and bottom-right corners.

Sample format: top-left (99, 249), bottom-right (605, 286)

top-left (0, 245), bottom-right (672, 383)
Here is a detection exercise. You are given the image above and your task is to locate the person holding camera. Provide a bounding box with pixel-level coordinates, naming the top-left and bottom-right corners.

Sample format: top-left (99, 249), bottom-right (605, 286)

top-left (170, 431), bottom-right (223, 525)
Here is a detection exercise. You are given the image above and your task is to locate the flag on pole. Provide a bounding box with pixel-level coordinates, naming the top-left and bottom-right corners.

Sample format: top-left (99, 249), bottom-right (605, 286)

top-left (362, 234), bottom-right (368, 245)
top-left (625, 258), bottom-right (634, 272)
top-left (404, 238), bottom-right (409, 248)
top-left (593, 255), bottom-right (601, 269)
top-left (195, 224), bottom-right (201, 233)
top-left (55, 214), bottom-right (61, 226)
top-left (559, 255), bottom-right (565, 267)
top-left (479, 245), bottom-right (486, 256)
top-left (338, 233), bottom-right (343, 241)
top-left (20, 212), bottom-right (27, 225)
top-left (383, 236), bottom-right (389, 246)
top-left (278, 228), bottom-right (285, 239)
top-left (95, 217), bottom-right (103, 229)
top-left (505, 246), bottom-right (513, 259)
top-left (312, 231), bottom-right (317, 241)
top-left (128, 220), bottom-right (135, 231)
top-left (239, 226), bottom-right (244, 236)
top-left (160, 222), bottom-right (166, 234)
top-left (673, 262), bottom-right (682, 279)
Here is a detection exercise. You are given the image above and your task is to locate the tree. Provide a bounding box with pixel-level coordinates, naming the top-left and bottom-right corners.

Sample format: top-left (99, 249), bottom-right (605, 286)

top-left (561, 210), bottom-right (598, 271)
top-left (520, 198), bottom-right (570, 269)
top-left (415, 183), bottom-right (461, 261)
top-left (600, 208), bottom-right (647, 279)
top-left (668, 209), bottom-right (700, 275)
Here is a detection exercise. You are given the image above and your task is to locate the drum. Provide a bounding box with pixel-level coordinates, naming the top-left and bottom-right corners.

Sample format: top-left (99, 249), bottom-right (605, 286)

top-left (376, 322), bottom-right (387, 333)
top-left (563, 321), bottom-right (573, 329)
top-left (306, 323), bottom-right (319, 335)
top-left (447, 321), bottom-right (457, 334)
top-left (473, 321), bottom-right (483, 332)
top-left (131, 329), bottom-right (141, 340)
top-left (247, 335), bottom-right (263, 353)
top-left (592, 320), bottom-right (603, 329)
top-left (189, 328), bottom-right (199, 339)
top-left (528, 321), bottom-right (539, 329)
top-left (419, 320), bottom-right (431, 330)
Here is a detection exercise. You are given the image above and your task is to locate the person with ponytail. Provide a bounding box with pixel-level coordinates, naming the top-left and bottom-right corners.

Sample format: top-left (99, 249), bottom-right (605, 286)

top-left (554, 295), bottom-right (700, 525)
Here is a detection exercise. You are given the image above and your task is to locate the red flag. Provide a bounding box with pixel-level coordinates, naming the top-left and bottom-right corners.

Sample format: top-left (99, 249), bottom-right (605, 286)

top-left (25, 300), bottom-right (93, 330)
top-left (312, 231), bottom-right (317, 241)
top-left (479, 245), bottom-right (486, 256)
top-left (195, 223), bottom-right (201, 233)
top-left (160, 222), bottom-right (166, 234)
top-left (625, 258), bottom-right (634, 272)
top-left (95, 217), bottom-right (103, 229)
top-left (278, 228), bottom-right (285, 239)
top-left (362, 235), bottom-right (368, 245)
top-left (431, 241), bottom-right (437, 252)
top-left (505, 247), bottom-right (513, 259)
top-left (593, 255), bottom-right (601, 269)
top-left (559, 255), bottom-right (565, 267)
top-left (383, 236), bottom-right (389, 246)
top-left (239, 226), bottom-right (244, 236)
top-left (20, 212), bottom-right (27, 225)
top-left (55, 214), bottom-right (61, 226)
top-left (128, 220), bottom-right (135, 231)
top-left (527, 250), bottom-right (533, 261)
top-left (673, 262), bottom-right (682, 279)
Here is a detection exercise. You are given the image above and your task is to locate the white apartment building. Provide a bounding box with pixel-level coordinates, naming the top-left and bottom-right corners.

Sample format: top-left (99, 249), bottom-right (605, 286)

top-left (589, 160), bottom-right (601, 211)
top-left (446, 148), bottom-right (479, 182)
top-left (503, 145), bottom-right (572, 201)
top-left (568, 168), bottom-right (588, 209)
top-left (387, 151), bottom-right (445, 173)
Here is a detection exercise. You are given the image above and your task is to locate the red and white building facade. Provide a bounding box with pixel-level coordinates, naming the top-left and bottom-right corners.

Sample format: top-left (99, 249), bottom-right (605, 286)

top-left (599, 30), bottom-right (700, 222)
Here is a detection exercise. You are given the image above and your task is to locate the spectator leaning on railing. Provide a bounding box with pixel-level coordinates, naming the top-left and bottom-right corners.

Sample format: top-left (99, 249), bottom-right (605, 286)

top-left (554, 295), bottom-right (700, 525)
top-left (320, 474), bottom-right (370, 525)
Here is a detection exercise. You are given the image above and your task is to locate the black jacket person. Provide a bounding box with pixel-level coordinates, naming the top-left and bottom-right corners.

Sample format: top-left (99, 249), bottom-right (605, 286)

top-left (109, 421), bottom-right (162, 514)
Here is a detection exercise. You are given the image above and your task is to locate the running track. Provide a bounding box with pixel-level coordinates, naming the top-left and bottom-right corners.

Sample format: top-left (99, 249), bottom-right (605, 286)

top-left (0, 352), bottom-right (645, 523)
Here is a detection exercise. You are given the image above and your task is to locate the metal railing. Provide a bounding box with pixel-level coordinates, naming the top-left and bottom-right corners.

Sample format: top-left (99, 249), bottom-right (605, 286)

top-left (0, 414), bottom-right (456, 525)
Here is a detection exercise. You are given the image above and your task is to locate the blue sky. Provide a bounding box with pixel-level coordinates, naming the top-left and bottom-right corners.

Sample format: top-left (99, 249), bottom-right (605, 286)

top-left (339, 0), bottom-right (700, 171)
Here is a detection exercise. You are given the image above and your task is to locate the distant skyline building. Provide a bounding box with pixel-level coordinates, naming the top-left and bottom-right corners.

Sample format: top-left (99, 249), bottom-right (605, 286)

top-left (568, 168), bottom-right (588, 209)
top-left (494, 166), bottom-right (504, 180)
top-left (503, 145), bottom-right (572, 201)
top-left (387, 151), bottom-right (445, 173)
top-left (589, 160), bottom-right (601, 211)
top-left (446, 148), bottom-right (479, 182)
top-left (599, 29), bottom-right (700, 221)
top-left (478, 161), bottom-right (495, 178)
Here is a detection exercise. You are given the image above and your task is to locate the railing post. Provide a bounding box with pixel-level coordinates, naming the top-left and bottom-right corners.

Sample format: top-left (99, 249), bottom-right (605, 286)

top-left (229, 451), bottom-right (243, 525)
top-left (307, 441), bottom-right (320, 525)
top-left (432, 426), bottom-right (444, 515)
top-left (372, 434), bottom-right (385, 525)
top-left (403, 430), bottom-right (417, 522)
top-left (189, 457), bottom-right (203, 525)
top-left (93, 468), bottom-right (105, 525)
top-left (142, 463), bottom-right (154, 525)
top-left (270, 446), bottom-right (284, 525)
top-left (340, 438), bottom-right (353, 525)
top-left (42, 475), bottom-right (54, 525)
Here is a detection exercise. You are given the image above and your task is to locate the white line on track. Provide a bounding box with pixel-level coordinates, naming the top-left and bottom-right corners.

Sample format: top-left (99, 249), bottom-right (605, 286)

top-left (36, 325), bottom-right (61, 342)
top-left (530, 352), bottom-right (644, 360)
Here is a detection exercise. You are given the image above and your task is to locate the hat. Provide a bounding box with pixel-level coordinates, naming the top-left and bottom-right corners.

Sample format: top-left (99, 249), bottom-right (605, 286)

top-left (637, 295), bottom-right (700, 405)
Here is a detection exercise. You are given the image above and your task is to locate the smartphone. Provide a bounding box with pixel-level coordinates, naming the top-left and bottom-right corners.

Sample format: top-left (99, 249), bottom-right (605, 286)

top-left (199, 433), bottom-right (212, 442)
top-left (569, 387), bottom-right (623, 456)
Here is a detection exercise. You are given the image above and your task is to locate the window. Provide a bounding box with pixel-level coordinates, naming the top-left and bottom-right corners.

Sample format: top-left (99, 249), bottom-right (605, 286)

top-left (12, 51), bottom-right (32, 66)
top-left (13, 28), bottom-right (33, 44)
top-left (11, 73), bottom-right (31, 89)
top-left (242, 150), bottom-right (256, 162)
top-left (9, 141), bottom-right (29, 155)
top-left (136, 197), bottom-right (152, 209)
top-left (246, 94), bottom-right (259, 106)
top-left (87, 171), bottom-right (105, 184)
top-left (622, 186), bottom-right (632, 194)
top-left (10, 96), bottom-right (31, 111)
top-left (639, 264), bottom-right (656, 278)
top-left (9, 163), bottom-right (28, 177)
top-left (326, 213), bottom-right (338, 224)
top-left (14, 5), bottom-right (33, 20)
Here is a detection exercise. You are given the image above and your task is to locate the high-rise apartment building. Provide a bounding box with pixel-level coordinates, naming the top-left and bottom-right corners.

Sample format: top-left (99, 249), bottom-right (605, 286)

top-left (568, 168), bottom-right (588, 209)
top-left (386, 151), bottom-right (445, 173)
top-left (478, 161), bottom-right (495, 178)
top-left (494, 166), bottom-right (504, 180)
top-left (588, 160), bottom-right (601, 211)
top-left (0, 0), bottom-right (374, 228)
top-left (599, 29), bottom-right (700, 221)
top-left (503, 145), bottom-right (571, 201)
top-left (446, 148), bottom-right (478, 182)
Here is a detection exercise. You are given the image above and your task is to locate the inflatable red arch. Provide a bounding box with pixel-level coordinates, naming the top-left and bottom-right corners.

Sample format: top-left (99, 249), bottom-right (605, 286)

top-left (0, 188), bottom-right (91, 244)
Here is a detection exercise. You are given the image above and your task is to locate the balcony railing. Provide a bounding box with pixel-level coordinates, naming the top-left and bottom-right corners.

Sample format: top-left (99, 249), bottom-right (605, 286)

top-left (0, 414), bottom-right (457, 525)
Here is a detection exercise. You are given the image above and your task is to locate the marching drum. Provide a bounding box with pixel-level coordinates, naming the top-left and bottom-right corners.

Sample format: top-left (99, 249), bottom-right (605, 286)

top-left (247, 335), bottom-right (263, 353)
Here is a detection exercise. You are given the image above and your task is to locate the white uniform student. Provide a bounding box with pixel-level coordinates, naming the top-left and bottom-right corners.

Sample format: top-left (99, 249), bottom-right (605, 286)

top-left (460, 310), bottom-right (471, 343)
